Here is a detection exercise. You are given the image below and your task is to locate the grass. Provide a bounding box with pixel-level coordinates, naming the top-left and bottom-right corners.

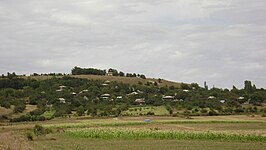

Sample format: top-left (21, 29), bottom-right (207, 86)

top-left (65, 128), bottom-right (266, 142)
top-left (0, 106), bottom-right (12, 116)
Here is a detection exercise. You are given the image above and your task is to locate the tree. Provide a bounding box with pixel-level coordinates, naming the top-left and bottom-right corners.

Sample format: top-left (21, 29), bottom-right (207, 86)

top-left (76, 106), bottom-right (85, 116)
top-left (109, 68), bottom-right (119, 76)
top-left (244, 80), bottom-right (252, 93)
top-left (180, 83), bottom-right (190, 89)
top-left (119, 71), bottom-right (125, 77)
top-left (140, 74), bottom-right (146, 79)
top-left (191, 83), bottom-right (199, 89)
top-left (204, 81), bottom-right (208, 90)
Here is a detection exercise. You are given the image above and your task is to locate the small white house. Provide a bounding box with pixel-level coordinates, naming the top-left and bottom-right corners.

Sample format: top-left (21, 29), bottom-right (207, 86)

top-left (219, 100), bottom-right (226, 103)
top-left (59, 85), bottom-right (66, 89)
top-left (58, 98), bottom-right (66, 104)
top-left (162, 95), bottom-right (174, 101)
top-left (116, 96), bottom-right (123, 99)
top-left (56, 89), bottom-right (63, 92)
top-left (101, 94), bottom-right (110, 99)
top-left (127, 92), bottom-right (139, 96)
top-left (183, 89), bottom-right (189, 92)
top-left (83, 96), bottom-right (89, 100)
top-left (135, 98), bottom-right (145, 105)
top-left (238, 96), bottom-right (245, 100)
top-left (208, 96), bottom-right (216, 99)
top-left (46, 104), bottom-right (53, 108)
top-left (105, 80), bottom-right (111, 83)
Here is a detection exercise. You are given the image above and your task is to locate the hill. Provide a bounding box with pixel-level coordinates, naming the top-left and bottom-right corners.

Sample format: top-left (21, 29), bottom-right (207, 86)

top-left (24, 75), bottom-right (182, 88)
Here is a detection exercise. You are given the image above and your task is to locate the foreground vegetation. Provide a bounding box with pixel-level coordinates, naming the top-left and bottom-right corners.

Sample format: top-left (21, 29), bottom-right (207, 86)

top-left (0, 115), bottom-right (265, 150)
top-left (66, 128), bottom-right (266, 142)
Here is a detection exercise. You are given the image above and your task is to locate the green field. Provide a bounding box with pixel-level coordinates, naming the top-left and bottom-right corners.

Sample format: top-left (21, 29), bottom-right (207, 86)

top-left (0, 115), bottom-right (266, 150)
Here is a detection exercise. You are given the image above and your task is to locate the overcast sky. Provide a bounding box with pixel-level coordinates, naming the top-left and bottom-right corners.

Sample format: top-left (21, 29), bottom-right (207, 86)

top-left (0, 0), bottom-right (265, 88)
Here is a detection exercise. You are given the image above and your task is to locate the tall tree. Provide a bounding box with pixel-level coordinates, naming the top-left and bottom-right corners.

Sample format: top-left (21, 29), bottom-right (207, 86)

top-left (244, 80), bottom-right (252, 93)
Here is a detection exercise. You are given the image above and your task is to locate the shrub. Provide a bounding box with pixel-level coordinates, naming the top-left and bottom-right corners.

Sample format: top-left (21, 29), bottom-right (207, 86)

top-left (34, 125), bottom-right (46, 136)
top-left (208, 110), bottom-right (218, 116)
top-left (26, 132), bottom-right (33, 141)
top-left (146, 111), bottom-right (155, 115)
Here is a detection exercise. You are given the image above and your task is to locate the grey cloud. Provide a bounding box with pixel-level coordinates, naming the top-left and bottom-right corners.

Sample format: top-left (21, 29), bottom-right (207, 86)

top-left (0, 0), bottom-right (265, 88)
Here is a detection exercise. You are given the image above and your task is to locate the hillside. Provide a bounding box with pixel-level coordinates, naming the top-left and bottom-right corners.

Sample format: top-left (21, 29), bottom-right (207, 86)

top-left (24, 75), bottom-right (182, 88)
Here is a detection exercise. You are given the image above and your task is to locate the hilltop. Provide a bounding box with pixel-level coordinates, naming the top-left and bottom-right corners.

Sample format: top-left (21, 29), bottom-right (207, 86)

top-left (25, 74), bottom-right (182, 88)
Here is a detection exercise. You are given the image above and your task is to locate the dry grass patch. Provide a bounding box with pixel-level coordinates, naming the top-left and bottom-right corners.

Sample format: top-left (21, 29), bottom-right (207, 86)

top-left (0, 132), bottom-right (33, 150)
top-left (0, 106), bottom-right (12, 116)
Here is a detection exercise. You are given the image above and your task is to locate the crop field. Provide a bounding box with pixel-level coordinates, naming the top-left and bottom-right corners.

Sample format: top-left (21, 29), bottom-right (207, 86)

top-left (0, 115), bottom-right (265, 150)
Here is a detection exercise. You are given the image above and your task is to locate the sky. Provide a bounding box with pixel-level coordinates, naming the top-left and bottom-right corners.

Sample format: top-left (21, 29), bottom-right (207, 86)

top-left (0, 0), bottom-right (265, 89)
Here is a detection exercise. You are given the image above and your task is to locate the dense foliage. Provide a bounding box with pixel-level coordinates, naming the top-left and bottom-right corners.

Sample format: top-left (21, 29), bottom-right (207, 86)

top-left (0, 71), bottom-right (265, 122)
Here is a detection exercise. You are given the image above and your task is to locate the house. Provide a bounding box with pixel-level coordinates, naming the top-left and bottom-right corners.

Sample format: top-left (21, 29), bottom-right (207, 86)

top-left (46, 104), bottom-right (53, 108)
top-left (148, 80), bottom-right (155, 84)
top-left (243, 101), bottom-right (250, 105)
top-left (105, 80), bottom-right (111, 84)
top-left (162, 95), bottom-right (174, 101)
top-left (83, 96), bottom-right (89, 100)
top-left (173, 99), bottom-right (184, 102)
top-left (137, 90), bottom-right (144, 94)
top-left (116, 96), bottom-right (123, 99)
top-left (58, 98), bottom-right (66, 104)
top-left (79, 90), bottom-right (89, 94)
top-left (219, 100), bottom-right (226, 103)
top-left (208, 96), bottom-right (216, 99)
top-left (101, 93), bottom-right (110, 99)
top-left (183, 89), bottom-right (189, 92)
top-left (135, 98), bottom-right (145, 105)
top-left (238, 96), bottom-right (245, 100)
top-left (59, 85), bottom-right (66, 89)
top-left (127, 92), bottom-right (139, 96)
top-left (56, 89), bottom-right (63, 92)
top-left (102, 83), bottom-right (108, 86)
top-left (71, 92), bottom-right (77, 95)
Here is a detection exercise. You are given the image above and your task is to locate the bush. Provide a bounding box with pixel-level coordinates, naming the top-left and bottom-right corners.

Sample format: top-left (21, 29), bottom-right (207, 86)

top-left (26, 132), bottom-right (33, 141)
top-left (146, 111), bottom-right (155, 115)
top-left (208, 110), bottom-right (218, 116)
top-left (34, 125), bottom-right (46, 136)
top-left (14, 105), bottom-right (25, 113)
top-left (76, 106), bottom-right (85, 116)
